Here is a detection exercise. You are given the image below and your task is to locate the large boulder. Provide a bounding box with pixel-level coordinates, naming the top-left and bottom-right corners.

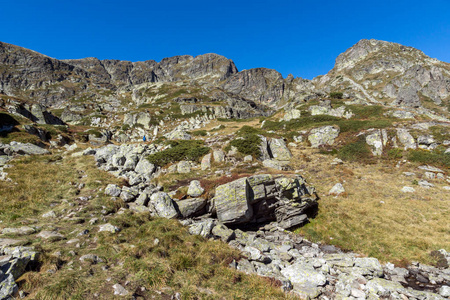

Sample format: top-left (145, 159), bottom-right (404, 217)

top-left (268, 138), bottom-right (292, 161)
top-left (175, 198), bottom-right (207, 218)
top-left (6, 142), bottom-right (50, 155)
top-left (214, 178), bottom-right (253, 224)
top-left (149, 192), bottom-right (179, 219)
top-left (213, 175), bottom-right (318, 228)
top-left (396, 128), bottom-right (416, 150)
top-left (308, 126), bottom-right (340, 148)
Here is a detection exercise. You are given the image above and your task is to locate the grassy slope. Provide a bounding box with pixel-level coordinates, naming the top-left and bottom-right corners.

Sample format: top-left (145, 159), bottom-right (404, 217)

top-left (0, 154), bottom-right (291, 299)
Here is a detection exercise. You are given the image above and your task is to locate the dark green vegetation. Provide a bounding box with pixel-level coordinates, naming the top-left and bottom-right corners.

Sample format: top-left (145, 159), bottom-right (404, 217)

top-left (336, 136), bottom-right (372, 162)
top-left (147, 140), bottom-right (211, 167)
top-left (329, 92), bottom-right (343, 99)
top-left (229, 125), bottom-right (262, 157)
top-left (408, 149), bottom-right (450, 168)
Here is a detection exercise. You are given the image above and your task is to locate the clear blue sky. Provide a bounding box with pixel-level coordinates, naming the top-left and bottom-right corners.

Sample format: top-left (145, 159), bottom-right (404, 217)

top-left (1, 0), bottom-right (449, 79)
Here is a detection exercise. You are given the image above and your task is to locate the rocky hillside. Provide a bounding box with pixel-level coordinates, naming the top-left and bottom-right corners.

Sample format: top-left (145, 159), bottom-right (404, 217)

top-left (0, 39), bottom-right (449, 299)
top-left (314, 39), bottom-right (450, 112)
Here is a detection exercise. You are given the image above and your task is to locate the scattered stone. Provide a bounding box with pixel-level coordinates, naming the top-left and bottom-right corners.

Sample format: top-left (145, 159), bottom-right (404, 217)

top-left (187, 180), bottom-right (204, 197)
top-left (79, 254), bottom-right (103, 264)
top-left (401, 186), bottom-right (415, 193)
top-left (418, 180), bottom-right (434, 188)
top-left (37, 231), bottom-right (65, 241)
top-left (105, 184), bottom-right (121, 197)
top-left (42, 211), bottom-right (57, 218)
top-left (112, 283), bottom-right (129, 296)
top-left (149, 192), bottom-right (179, 219)
top-left (98, 223), bottom-right (120, 233)
top-left (329, 183), bottom-right (345, 195)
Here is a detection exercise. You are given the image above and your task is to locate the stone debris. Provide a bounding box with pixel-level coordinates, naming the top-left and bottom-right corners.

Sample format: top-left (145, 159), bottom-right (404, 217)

top-left (329, 183), bottom-right (345, 195)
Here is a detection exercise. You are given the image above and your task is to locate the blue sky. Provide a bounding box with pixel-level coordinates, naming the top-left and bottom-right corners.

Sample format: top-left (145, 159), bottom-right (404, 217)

top-left (1, 0), bottom-right (449, 79)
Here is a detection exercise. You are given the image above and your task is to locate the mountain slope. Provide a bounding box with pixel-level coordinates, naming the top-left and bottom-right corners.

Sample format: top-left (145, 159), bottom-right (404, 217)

top-left (313, 39), bottom-right (450, 112)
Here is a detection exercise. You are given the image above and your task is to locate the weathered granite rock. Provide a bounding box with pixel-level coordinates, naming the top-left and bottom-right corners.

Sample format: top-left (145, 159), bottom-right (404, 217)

top-left (397, 129), bottom-right (416, 150)
top-left (329, 183), bottom-right (345, 195)
top-left (187, 180), bottom-right (204, 197)
top-left (98, 223), bottom-right (120, 233)
top-left (37, 231), bottom-right (65, 242)
top-left (213, 149), bottom-right (225, 163)
top-left (134, 157), bottom-right (155, 178)
top-left (201, 153), bottom-right (211, 170)
top-left (6, 142), bottom-right (50, 155)
top-left (281, 262), bottom-right (326, 297)
top-left (308, 126), bottom-right (340, 148)
top-left (282, 109), bottom-right (301, 121)
top-left (1, 227), bottom-right (35, 236)
top-left (214, 178), bottom-right (253, 224)
top-left (175, 198), bottom-right (207, 218)
top-left (366, 129), bottom-right (387, 156)
top-left (0, 272), bottom-right (18, 300)
top-left (149, 192), bottom-right (179, 219)
top-left (105, 184), bottom-right (121, 197)
top-left (164, 130), bottom-right (191, 140)
top-left (268, 138), bottom-right (292, 161)
top-left (176, 161), bottom-right (192, 174)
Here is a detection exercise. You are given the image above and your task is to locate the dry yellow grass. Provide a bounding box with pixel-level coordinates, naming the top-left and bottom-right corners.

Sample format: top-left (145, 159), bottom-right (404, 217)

top-left (289, 146), bottom-right (450, 264)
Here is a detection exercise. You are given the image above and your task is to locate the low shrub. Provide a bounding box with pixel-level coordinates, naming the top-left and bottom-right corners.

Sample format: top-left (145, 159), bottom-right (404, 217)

top-left (230, 134), bottom-right (261, 157)
top-left (337, 136), bottom-right (373, 162)
top-left (191, 130), bottom-right (207, 136)
top-left (147, 140), bottom-right (210, 167)
top-left (330, 92), bottom-right (343, 99)
top-left (408, 149), bottom-right (450, 168)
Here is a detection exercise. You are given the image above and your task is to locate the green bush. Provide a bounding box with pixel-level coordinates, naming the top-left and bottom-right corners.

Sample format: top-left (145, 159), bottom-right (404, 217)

top-left (230, 134), bottom-right (261, 157)
top-left (191, 130), bottom-right (207, 136)
top-left (121, 124), bottom-right (130, 131)
top-left (407, 149), bottom-right (450, 168)
top-left (147, 140), bottom-right (210, 167)
top-left (337, 136), bottom-right (372, 162)
top-left (330, 92), bottom-right (343, 99)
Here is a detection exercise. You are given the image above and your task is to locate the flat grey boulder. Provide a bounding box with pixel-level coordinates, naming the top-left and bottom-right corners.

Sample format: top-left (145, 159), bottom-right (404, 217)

top-left (1, 226), bottom-right (36, 236)
top-left (149, 192), bottom-right (179, 219)
top-left (175, 198), bottom-right (207, 218)
top-left (7, 142), bottom-right (50, 155)
top-left (37, 231), bottom-right (65, 241)
top-left (214, 177), bottom-right (253, 224)
top-left (281, 262), bottom-right (327, 297)
top-left (98, 223), bottom-right (120, 233)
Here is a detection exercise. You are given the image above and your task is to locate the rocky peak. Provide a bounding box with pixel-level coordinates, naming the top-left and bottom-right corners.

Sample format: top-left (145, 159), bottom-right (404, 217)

top-left (315, 38), bottom-right (450, 110)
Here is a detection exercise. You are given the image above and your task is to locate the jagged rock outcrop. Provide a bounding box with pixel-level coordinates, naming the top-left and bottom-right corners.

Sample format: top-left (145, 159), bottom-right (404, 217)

top-left (314, 39), bottom-right (450, 110)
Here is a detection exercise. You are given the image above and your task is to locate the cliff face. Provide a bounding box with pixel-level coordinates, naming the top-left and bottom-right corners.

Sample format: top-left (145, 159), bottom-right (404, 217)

top-left (314, 39), bottom-right (450, 109)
